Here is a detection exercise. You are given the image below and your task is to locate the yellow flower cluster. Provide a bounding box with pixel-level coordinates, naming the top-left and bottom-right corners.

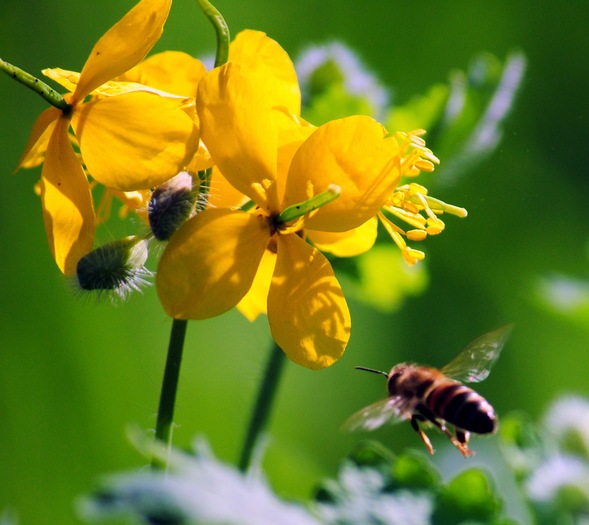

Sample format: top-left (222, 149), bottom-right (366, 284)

top-left (19, 0), bottom-right (466, 369)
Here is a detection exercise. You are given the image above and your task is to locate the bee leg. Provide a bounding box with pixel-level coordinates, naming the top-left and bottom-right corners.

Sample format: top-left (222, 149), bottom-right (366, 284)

top-left (454, 429), bottom-right (473, 457)
top-left (410, 415), bottom-right (435, 455)
top-left (417, 405), bottom-right (474, 457)
top-left (455, 428), bottom-right (470, 446)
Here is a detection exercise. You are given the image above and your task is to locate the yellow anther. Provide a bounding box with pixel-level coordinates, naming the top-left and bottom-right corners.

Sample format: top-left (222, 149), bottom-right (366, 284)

top-left (407, 229), bottom-right (427, 241)
top-left (402, 247), bottom-right (426, 266)
top-left (415, 159), bottom-right (435, 172)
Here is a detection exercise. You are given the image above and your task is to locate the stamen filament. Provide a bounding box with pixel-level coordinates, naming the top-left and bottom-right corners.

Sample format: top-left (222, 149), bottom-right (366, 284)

top-left (410, 193), bottom-right (468, 218)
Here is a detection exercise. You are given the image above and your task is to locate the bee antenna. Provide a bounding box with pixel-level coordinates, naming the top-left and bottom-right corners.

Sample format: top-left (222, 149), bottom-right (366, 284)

top-left (355, 366), bottom-right (389, 378)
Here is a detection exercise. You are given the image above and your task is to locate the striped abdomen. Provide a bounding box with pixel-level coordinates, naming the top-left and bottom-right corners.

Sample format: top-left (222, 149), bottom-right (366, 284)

top-left (426, 382), bottom-right (497, 434)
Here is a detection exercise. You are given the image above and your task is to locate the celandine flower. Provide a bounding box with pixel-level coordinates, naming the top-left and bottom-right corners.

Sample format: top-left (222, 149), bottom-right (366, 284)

top-left (157, 62), bottom-right (405, 369)
top-left (94, 30), bottom-right (300, 231)
top-left (236, 130), bottom-right (464, 319)
top-left (17, 0), bottom-right (199, 274)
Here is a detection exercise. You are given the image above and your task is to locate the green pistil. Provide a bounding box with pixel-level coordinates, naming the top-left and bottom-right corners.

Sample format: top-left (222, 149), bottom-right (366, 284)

top-left (240, 199), bottom-right (256, 212)
top-left (0, 58), bottom-right (71, 112)
top-left (277, 184), bottom-right (341, 225)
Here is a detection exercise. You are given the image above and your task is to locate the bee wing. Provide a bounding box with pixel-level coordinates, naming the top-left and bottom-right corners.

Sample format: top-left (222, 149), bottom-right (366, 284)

top-left (342, 396), bottom-right (409, 432)
top-left (441, 324), bottom-right (513, 383)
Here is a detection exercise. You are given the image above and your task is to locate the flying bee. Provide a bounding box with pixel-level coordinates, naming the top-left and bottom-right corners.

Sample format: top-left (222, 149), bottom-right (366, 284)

top-left (344, 325), bottom-right (513, 457)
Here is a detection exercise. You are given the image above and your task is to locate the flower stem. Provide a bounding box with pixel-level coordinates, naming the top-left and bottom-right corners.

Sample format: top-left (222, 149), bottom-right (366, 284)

top-left (152, 317), bottom-right (188, 469)
top-left (0, 58), bottom-right (71, 112)
top-left (195, 0), bottom-right (230, 68)
top-left (239, 341), bottom-right (286, 472)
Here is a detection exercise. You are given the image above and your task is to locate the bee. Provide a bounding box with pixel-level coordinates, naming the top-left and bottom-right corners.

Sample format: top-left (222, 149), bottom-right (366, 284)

top-left (344, 325), bottom-right (513, 457)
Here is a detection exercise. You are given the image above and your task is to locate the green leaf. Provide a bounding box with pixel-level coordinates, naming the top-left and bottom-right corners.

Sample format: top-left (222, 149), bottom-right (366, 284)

top-left (302, 84), bottom-right (378, 125)
top-left (390, 50), bottom-right (526, 184)
top-left (433, 468), bottom-right (502, 524)
top-left (386, 84), bottom-right (449, 135)
top-left (391, 453), bottom-right (441, 491)
top-left (498, 411), bottom-right (545, 480)
top-left (348, 439), bottom-right (396, 469)
top-left (434, 50), bottom-right (526, 182)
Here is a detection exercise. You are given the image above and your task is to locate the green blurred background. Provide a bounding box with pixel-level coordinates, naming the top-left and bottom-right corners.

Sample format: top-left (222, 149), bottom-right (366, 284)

top-left (1, 1), bottom-right (588, 523)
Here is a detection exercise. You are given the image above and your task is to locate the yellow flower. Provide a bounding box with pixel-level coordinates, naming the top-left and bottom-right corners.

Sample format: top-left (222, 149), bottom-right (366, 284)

top-left (95, 29), bottom-right (301, 235)
top-left (157, 62), bottom-right (405, 369)
top-left (17, 0), bottom-right (199, 274)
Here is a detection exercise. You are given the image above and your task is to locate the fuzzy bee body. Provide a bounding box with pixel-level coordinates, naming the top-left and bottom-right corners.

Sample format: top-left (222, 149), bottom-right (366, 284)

top-left (345, 325), bottom-right (512, 457)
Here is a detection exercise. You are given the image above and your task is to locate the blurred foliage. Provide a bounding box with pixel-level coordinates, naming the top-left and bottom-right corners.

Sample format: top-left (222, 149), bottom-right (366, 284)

top-left (81, 438), bottom-right (516, 525)
top-left (316, 442), bottom-right (511, 525)
top-left (80, 397), bottom-right (589, 524)
top-left (500, 396), bottom-right (589, 524)
top-left (308, 47), bottom-right (524, 313)
top-left (1, 1), bottom-right (589, 524)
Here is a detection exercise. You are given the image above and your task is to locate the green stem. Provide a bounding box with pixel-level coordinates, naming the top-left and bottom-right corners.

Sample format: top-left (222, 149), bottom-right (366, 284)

top-left (239, 341), bottom-right (286, 472)
top-left (195, 0), bottom-right (230, 68)
top-left (152, 318), bottom-right (188, 468)
top-left (0, 58), bottom-right (71, 112)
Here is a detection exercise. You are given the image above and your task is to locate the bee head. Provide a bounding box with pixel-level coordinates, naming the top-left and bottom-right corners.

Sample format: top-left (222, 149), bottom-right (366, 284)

top-left (386, 363), bottom-right (411, 396)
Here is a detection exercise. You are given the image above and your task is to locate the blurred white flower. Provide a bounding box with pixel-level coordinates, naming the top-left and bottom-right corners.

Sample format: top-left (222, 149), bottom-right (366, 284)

top-left (526, 454), bottom-right (589, 504)
top-left (544, 395), bottom-right (589, 457)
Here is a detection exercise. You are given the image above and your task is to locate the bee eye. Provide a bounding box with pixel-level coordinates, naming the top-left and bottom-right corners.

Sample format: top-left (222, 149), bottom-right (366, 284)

top-left (387, 371), bottom-right (403, 392)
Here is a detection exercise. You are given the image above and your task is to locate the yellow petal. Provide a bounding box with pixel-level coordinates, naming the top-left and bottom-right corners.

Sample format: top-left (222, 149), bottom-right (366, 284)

top-left (208, 167), bottom-right (249, 209)
top-left (42, 68), bottom-right (80, 93)
top-left (197, 63), bottom-right (279, 210)
top-left (109, 189), bottom-right (151, 223)
top-left (119, 51), bottom-right (206, 98)
top-left (185, 140), bottom-right (214, 172)
top-left (40, 117), bottom-right (95, 275)
top-left (308, 216), bottom-right (378, 257)
top-left (157, 208), bottom-right (271, 319)
top-left (72, 91), bottom-right (199, 190)
top-left (16, 106), bottom-right (59, 170)
top-left (275, 112), bottom-right (316, 204)
top-left (43, 67), bottom-right (192, 100)
top-left (230, 30), bottom-right (301, 115)
top-left (236, 248), bottom-right (277, 321)
top-left (268, 234), bottom-right (350, 369)
top-left (73, 0), bottom-right (172, 101)
top-left (284, 115), bottom-right (402, 232)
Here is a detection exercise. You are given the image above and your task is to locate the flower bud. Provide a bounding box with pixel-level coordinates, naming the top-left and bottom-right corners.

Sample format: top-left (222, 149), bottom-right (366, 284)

top-left (76, 236), bottom-right (151, 300)
top-left (148, 171), bottom-right (197, 241)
